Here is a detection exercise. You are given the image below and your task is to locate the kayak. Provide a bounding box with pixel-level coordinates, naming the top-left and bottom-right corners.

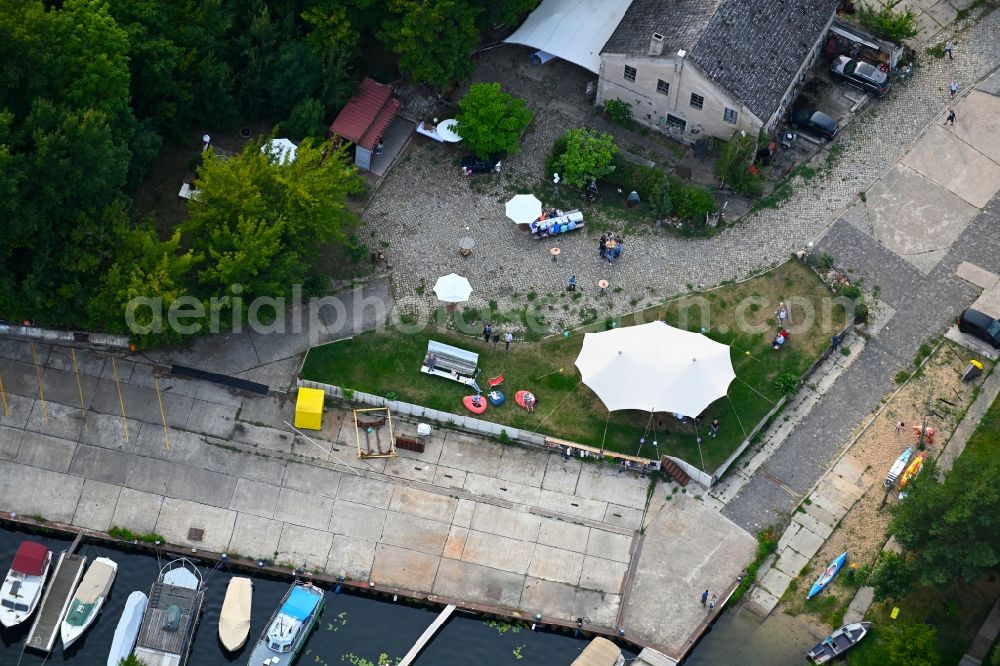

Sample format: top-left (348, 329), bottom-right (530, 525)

top-left (884, 447), bottom-right (913, 489)
top-left (898, 451), bottom-right (926, 489)
top-left (808, 552), bottom-right (848, 599)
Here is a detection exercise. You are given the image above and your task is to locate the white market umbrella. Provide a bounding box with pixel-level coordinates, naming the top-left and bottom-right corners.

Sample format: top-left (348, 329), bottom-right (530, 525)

top-left (262, 138), bottom-right (297, 164)
top-left (574, 321), bottom-right (735, 417)
top-left (505, 194), bottom-right (542, 224)
top-left (433, 273), bottom-right (473, 303)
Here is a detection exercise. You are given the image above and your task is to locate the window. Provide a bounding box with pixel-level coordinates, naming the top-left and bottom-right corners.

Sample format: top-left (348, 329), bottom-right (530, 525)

top-left (656, 79), bottom-right (670, 95)
top-left (689, 93), bottom-right (704, 110)
top-left (624, 65), bottom-right (637, 82)
top-left (664, 114), bottom-right (687, 131)
top-left (723, 107), bottom-right (738, 124)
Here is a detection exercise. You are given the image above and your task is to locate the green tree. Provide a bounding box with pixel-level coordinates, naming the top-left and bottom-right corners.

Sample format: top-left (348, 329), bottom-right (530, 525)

top-left (858, 0), bottom-right (918, 42)
top-left (282, 98), bottom-right (328, 141)
top-left (181, 139), bottom-right (363, 310)
top-left (890, 455), bottom-right (1000, 585)
top-left (878, 621), bottom-right (940, 666)
top-left (715, 132), bottom-right (762, 196)
top-left (554, 128), bottom-right (618, 188)
top-left (454, 83), bottom-right (534, 159)
top-left (470, 0), bottom-right (539, 28)
top-left (380, 0), bottom-right (480, 88)
top-left (869, 550), bottom-right (916, 601)
top-left (672, 184), bottom-right (716, 222)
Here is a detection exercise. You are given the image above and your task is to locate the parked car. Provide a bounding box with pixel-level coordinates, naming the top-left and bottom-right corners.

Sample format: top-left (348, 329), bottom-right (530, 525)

top-left (790, 107), bottom-right (840, 140)
top-left (460, 155), bottom-right (501, 176)
top-left (957, 307), bottom-right (1000, 348)
top-left (830, 56), bottom-right (890, 96)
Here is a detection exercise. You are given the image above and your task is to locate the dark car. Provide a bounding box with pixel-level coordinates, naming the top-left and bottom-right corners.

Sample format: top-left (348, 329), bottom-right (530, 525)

top-left (958, 308), bottom-right (1000, 348)
top-left (830, 56), bottom-right (891, 96)
top-left (790, 107), bottom-right (840, 140)
top-left (460, 155), bottom-right (501, 176)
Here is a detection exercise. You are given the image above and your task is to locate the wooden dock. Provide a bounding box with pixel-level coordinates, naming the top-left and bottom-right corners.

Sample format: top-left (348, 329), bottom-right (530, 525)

top-left (399, 604), bottom-right (456, 666)
top-left (26, 534), bottom-right (86, 653)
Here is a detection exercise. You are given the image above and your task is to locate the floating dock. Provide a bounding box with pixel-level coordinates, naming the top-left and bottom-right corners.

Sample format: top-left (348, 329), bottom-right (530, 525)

top-left (25, 534), bottom-right (86, 653)
top-left (399, 603), bottom-right (456, 666)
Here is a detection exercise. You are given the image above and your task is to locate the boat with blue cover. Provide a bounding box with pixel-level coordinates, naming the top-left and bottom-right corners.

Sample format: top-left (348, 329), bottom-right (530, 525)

top-left (246, 581), bottom-right (325, 666)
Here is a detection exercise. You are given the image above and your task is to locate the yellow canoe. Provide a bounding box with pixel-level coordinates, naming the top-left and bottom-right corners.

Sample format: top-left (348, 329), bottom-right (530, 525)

top-left (899, 451), bottom-right (926, 489)
top-left (219, 577), bottom-right (252, 652)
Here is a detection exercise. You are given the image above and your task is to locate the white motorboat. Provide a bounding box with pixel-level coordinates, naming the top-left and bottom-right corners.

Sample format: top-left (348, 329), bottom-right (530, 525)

top-left (61, 556), bottom-right (118, 648)
top-left (218, 577), bottom-right (252, 652)
top-left (0, 541), bottom-right (52, 628)
top-left (106, 590), bottom-right (148, 666)
top-left (245, 581), bottom-right (325, 666)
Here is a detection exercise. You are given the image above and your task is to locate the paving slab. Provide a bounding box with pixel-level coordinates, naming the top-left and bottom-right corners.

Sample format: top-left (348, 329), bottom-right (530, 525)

top-left (37, 367), bottom-right (98, 410)
top-left (431, 466), bottom-right (467, 490)
top-left (66, 444), bottom-right (129, 485)
top-left (228, 478), bottom-right (280, 518)
top-left (787, 526), bottom-right (826, 560)
top-left (329, 499), bottom-right (387, 542)
top-left (803, 501), bottom-right (839, 531)
top-left (846, 586), bottom-right (875, 623)
top-left (602, 504), bottom-right (644, 531)
top-left (951, 90), bottom-right (1000, 164)
top-left (777, 523), bottom-right (801, 553)
top-left (432, 558), bottom-right (523, 609)
top-left (388, 485), bottom-right (458, 523)
top-left (774, 548), bottom-right (810, 578)
top-left (463, 472), bottom-right (541, 506)
top-left (585, 529), bottom-right (633, 564)
top-left (326, 535), bottom-right (377, 581)
top-left (437, 433), bottom-right (503, 477)
top-left (535, 489), bottom-right (607, 522)
top-left (578, 555), bottom-right (628, 594)
top-left (165, 464), bottom-right (238, 509)
top-left (272, 487), bottom-right (336, 530)
top-left (470, 503), bottom-right (542, 542)
top-left (0, 394), bottom-right (34, 430)
top-left (542, 456), bottom-right (582, 494)
top-left (380, 511), bottom-right (450, 556)
top-left (452, 499), bottom-right (475, 528)
top-left (459, 530), bottom-right (535, 575)
top-left (15, 431), bottom-right (77, 473)
top-left (574, 468), bottom-right (650, 510)
top-left (275, 523), bottom-right (334, 569)
top-left (572, 588), bottom-right (620, 627)
top-left (0, 461), bottom-right (84, 523)
top-left (72, 479), bottom-right (121, 531)
top-left (744, 586), bottom-right (780, 618)
top-left (495, 445), bottom-right (547, 487)
top-left (77, 412), bottom-right (141, 451)
top-left (155, 497), bottom-right (236, 553)
top-left (759, 566), bottom-right (793, 598)
top-left (371, 543), bottom-right (441, 591)
top-left (0, 426), bottom-right (22, 460)
top-left (111, 487), bottom-right (164, 534)
top-left (537, 518), bottom-right (590, 553)
top-left (336, 475), bottom-right (395, 509)
top-left (443, 526), bottom-right (469, 560)
top-left (227, 513), bottom-right (282, 560)
top-left (808, 489), bottom-right (849, 522)
top-left (521, 577), bottom-right (579, 620)
top-left (183, 401), bottom-right (238, 439)
top-left (527, 544), bottom-right (584, 586)
top-left (24, 399), bottom-right (85, 442)
top-left (382, 456), bottom-right (436, 484)
top-left (280, 462), bottom-right (342, 499)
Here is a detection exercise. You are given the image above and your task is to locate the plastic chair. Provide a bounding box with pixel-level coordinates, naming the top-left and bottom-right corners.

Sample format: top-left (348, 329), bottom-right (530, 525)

top-left (487, 374), bottom-right (504, 388)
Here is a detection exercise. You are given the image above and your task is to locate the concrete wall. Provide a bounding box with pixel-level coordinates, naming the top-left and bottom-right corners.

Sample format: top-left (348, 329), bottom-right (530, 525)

top-left (0, 324), bottom-right (130, 348)
top-left (598, 54), bottom-right (761, 143)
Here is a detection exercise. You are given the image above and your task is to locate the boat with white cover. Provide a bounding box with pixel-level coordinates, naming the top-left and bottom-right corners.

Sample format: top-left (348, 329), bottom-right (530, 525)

top-left (106, 590), bottom-right (148, 666)
top-left (60, 556), bottom-right (117, 648)
top-left (0, 541), bottom-right (52, 628)
top-left (219, 577), bottom-right (252, 652)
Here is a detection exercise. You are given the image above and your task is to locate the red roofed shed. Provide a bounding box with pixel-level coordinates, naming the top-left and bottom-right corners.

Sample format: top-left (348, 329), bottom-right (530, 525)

top-left (329, 78), bottom-right (401, 171)
top-left (11, 541), bottom-right (49, 576)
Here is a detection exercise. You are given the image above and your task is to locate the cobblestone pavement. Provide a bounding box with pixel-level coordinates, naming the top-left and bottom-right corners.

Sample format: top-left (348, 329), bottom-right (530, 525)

top-left (365, 8), bottom-right (1000, 333)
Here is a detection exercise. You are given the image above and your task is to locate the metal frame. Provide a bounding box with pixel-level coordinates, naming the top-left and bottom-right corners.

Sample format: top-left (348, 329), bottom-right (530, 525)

top-left (352, 407), bottom-right (396, 459)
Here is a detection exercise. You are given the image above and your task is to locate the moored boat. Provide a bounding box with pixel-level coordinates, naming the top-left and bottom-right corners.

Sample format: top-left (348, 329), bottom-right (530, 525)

top-left (807, 551), bottom-right (848, 599)
top-left (807, 621), bottom-right (870, 663)
top-left (245, 581), bottom-right (325, 666)
top-left (571, 636), bottom-right (626, 666)
top-left (106, 590), bottom-right (148, 666)
top-left (133, 558), bottom-right (205, 666)
top-left (884, 447), bottom-right (913, 489)
top-left (219, 577), bottom-right (253, 652)
top-left (61, 556), bottom-right (118, 648)
top-left (0, 541), bottom-right (52, 628)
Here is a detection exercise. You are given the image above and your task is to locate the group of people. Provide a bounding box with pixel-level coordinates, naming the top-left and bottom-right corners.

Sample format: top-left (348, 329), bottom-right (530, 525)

top-left (599, 232), bottom-right (625, 263)
top-left (529, 208), bottom-right (583, 239)
top-left (482, 323), bottom-right (514, 350)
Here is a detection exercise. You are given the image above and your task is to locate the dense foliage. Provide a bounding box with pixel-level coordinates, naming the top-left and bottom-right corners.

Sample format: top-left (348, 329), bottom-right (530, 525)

top-left (455, 83), bottom-right (534, 159)
top-left (0, 0), bottom-right (540, 340)
top-left (553, 128), bottom-right (618, 188)
top-left (858, 0), bottom-right (918, 42)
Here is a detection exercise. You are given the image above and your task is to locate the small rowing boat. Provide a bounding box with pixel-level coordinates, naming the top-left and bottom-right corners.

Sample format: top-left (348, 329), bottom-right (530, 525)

top-left (106, 590), bottom-right (148, 666)
top-left (807, 551), bottom-right (847, 599)
top-left (219, 577), bottom-right (252, 652)
top-left (807, 621), bottom-right (870, 663)
top-left (884, 447), bottom-right (913, 489)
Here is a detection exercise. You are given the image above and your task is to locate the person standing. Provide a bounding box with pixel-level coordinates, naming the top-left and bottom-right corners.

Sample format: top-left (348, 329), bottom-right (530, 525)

top-left (504, 332), bottom-right (513, 351)
top-left (950, 81), bottom-right (958, 97)
top-left (599, 234), bottom-right (608, 259)
top-left (710, 419), bottom-right (720, 437)
top-left (708, 594), bottom-right (717, 611)
top-left (491, 332), bottom-right (500, 350)
top-left (945, 40), bottom-right (954, 59)
top-left (701, 589), bottom-right (709, 606)
top-left (483, 322), bottom-right (492, 343)
top-left (776, 302), bottom-right (788, 326)
top-left (947, 108), bottom-right (956, 126)
top-left (567, 275), bottom-right (577, 292)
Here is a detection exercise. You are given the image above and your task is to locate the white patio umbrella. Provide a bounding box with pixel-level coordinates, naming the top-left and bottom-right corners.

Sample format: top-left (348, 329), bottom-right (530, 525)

top-left (574, 321), bottom-right (736, 417)
top-left (505, 194), bottom-right (542, 224)
top-left (433, 273), bottom-right (473, 303)
top-left (262, 138), bottom-right (297, 164)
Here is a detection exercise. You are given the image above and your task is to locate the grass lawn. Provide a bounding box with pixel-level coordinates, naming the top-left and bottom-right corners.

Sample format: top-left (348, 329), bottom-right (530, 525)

top-left (849, 392), bottom-right (1000, 664)
top-left (301, 260), bottom-right (846, 471)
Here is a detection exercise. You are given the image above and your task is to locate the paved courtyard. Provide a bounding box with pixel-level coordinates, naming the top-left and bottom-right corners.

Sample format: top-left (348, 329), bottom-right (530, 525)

top-left (0, 337), bottom-right (752, 659)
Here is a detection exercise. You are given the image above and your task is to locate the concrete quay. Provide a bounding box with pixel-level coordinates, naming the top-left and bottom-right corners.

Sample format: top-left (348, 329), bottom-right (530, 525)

top-left (0, 337), bottom-right (754, 660)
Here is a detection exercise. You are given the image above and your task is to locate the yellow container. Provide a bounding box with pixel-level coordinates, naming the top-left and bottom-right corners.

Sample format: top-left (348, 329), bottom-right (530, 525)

top-left (294, 387), bottom-right (325, 430)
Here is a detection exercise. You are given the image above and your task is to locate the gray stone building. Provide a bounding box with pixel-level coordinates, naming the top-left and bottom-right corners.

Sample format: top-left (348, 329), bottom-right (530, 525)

top-left (596, 0), bottom-right (839, 143)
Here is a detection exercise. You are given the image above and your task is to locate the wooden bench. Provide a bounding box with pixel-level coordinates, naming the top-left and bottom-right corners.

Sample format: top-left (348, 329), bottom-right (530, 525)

top-left (395, 436), bottom-right (425, 453)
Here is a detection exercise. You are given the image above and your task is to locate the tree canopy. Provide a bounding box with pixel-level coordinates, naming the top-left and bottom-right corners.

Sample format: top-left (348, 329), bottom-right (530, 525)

top-left (554, 128), bottom-right (619, 188)
top-left (455, 83), bottom-right (534, 159)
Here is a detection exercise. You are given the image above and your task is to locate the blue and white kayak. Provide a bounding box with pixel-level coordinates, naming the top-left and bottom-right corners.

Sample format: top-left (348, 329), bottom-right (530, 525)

top-left (807, 551), bottom-right (848, 599)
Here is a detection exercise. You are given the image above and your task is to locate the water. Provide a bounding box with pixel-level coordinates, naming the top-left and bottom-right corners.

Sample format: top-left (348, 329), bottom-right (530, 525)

top-left (683, 604), bottom-right (826, 666)
top-left (0, 526), bottom-right (632, 665)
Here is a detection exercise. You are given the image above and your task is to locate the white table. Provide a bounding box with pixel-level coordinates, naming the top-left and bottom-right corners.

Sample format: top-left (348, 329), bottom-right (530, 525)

top-left (437, 119), bottom-right (462, 143)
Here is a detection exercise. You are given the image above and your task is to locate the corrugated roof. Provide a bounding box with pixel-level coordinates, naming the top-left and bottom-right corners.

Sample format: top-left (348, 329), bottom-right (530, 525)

top-left (329, 78), bottom-right (400, 150)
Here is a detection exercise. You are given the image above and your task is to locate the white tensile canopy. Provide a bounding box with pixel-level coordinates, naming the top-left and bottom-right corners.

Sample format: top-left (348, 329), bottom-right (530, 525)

top-left (504, 0), bottom-right (635, 74)
top-left (574, 321), bottom-right (736, 417)
top-left (262, 138), bottom-right (298, 164)
top-left (433, 273), bottom-right (473, 303)
top-left (505, 194), bottom-right (542, 224)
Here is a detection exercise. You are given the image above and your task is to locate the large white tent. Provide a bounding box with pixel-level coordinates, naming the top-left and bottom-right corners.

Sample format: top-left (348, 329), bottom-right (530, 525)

top-left (575, 321), bottom-right (735, 417)
top-left (504, 0), bottom-right (634, 74)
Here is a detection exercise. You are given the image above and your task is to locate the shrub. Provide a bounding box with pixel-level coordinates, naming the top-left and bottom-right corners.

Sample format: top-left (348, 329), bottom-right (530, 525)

top-left (281, 97), bottom-right (327, 141)
top-left (604, 99), bottom-right (633, 125)
top-left (858, 0), bottom-right (918, 42)
top-left (554, 128), bottom-right (618, 188)
top-left (855, 303), bottom-right (870, 320)
top-left (773, 372), bottom-right (799, 395)
top-left (649, 182), bottom-right (673, 218)
top-left (870, 551), bottom-right (915, 601)
top-left (455, 82), bottom-right (534, 159)
top-left (841, 284), bottom-right (862, 300)
top-left (715, 132), bottom-right (763, 196)
top-left (818, 253), bottom-right (835, 270)
top-left (673, 184), bottom-right (716, 222)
